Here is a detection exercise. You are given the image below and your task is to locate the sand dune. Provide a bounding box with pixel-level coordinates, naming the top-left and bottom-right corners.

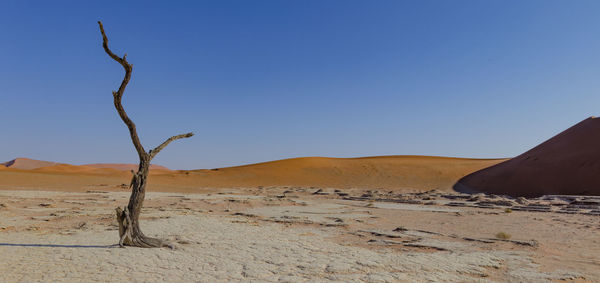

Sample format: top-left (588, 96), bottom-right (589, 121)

top-left (457, 117), bottom-right (600, 197)
top-left (34, 164), bottom-right (96, 173)
top-left (1, 158), bottom-right (170, 171)
top-left (0, 156), bottom-right (505, 193)
top-left (84, 163), bottom-right (170, 171)
top-left (183, 156), bottom-right (506, 191)
top-left (33, 164), bottom-right (125, 174)
top-left (1, 158), bottom-right (59, 170)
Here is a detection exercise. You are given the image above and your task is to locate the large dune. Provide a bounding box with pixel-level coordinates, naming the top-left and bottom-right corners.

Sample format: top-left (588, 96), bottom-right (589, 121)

top-left (456, 117), bottom-right (600, 197)
top-left (184, 156), bottom-right (505, 191)
top-left (0, 156), bottom-right (505, 193)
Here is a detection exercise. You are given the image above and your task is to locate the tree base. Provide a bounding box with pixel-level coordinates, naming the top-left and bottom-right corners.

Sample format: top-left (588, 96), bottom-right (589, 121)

top-left (116, 207), bottom-right (174, 249)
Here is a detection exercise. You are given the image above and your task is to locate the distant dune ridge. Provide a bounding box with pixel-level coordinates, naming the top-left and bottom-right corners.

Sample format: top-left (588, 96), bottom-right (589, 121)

top-left (457, 117), bottom-right (600, 197)
top-left (4, 115), bottom-right (600, 197)
top-left (0, 156), bottom-right (504, 192)
top-left (1, 158), bottom-right (169, 171)
top-left (1, 158), bottom-right (59, 170)
top-left (84, 163), bottom-right (170, 171)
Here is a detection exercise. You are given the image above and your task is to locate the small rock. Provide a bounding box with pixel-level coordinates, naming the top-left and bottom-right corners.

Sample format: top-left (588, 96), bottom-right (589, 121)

top-left (326, 262), bottom-right (353, 273)
top-left (76, 222), bottom-right (87, 229)
top-left (312, 188), bottom-right (328, 195)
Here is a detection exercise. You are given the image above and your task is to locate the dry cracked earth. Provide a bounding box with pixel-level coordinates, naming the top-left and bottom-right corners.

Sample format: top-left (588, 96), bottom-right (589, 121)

top-left (0, 187), bottom-right (599, 282)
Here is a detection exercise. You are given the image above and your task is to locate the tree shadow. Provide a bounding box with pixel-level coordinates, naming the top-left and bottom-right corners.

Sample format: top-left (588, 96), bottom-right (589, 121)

top-left (0, 243), bottom-right (118, 248)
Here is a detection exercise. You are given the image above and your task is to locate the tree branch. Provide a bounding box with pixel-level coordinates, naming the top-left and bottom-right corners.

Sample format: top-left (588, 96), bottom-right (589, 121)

top-left (149, 132), bottom-right (194, 160)
top-left (98, 21), bottom-right (147, 160)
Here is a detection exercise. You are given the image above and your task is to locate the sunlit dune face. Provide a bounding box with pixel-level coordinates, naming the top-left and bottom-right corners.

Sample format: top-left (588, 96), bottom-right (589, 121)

top-left (0, 156), bottom-right (505, 193)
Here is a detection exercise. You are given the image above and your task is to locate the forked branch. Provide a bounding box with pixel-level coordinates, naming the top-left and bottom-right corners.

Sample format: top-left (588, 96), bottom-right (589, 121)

top-left (98, 21), bottom-right (146, 160)
top-left (99, 21), bottom-right (193, 249)
top-left (149, 132), bottom-right (194, 160)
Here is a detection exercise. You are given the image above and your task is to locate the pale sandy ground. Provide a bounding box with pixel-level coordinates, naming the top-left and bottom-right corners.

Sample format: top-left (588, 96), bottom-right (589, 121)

top-left (1, 187), bottom-right (597, 282)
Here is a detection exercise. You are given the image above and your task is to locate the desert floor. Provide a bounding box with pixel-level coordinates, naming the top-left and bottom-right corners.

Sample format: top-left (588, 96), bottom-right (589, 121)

top-left (1, 186), bottom-right (598, 282)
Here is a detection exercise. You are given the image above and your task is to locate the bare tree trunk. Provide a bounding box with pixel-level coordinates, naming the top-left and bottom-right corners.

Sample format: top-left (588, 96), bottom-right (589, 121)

top-left (98, 21), bottom-right (193, 248)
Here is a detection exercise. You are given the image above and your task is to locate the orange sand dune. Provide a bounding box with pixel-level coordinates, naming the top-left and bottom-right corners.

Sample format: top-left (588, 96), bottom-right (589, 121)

top-left (84, 163), bottom-right (170, 171)
top-left (34, 164), bottom-right (97, 173)
top-left (177, 155), bottom-right (505, 191)
top-left (1, 158), bottom-right (170, 172)
top-left (0, 156), bottom-right (505, 193)
top-left (33, 164), bottom-right (124, 174)
top-left (457, 117), bottom-right (600, 197)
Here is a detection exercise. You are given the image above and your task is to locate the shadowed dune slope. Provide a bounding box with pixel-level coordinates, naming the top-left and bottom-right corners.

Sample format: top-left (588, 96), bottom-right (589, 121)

top-left (0, 156), bottom-right (505, 193)
top-left (456, 117), bottom-right (600, 197)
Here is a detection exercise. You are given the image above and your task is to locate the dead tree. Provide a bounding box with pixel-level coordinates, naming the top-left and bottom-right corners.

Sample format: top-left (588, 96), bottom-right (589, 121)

top-left (98, 21), bottom-right (193, 248)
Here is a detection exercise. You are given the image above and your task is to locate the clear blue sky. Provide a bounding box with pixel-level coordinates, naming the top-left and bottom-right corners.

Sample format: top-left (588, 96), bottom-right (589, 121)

top-left (1, 1), bottom-right (599, 169)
